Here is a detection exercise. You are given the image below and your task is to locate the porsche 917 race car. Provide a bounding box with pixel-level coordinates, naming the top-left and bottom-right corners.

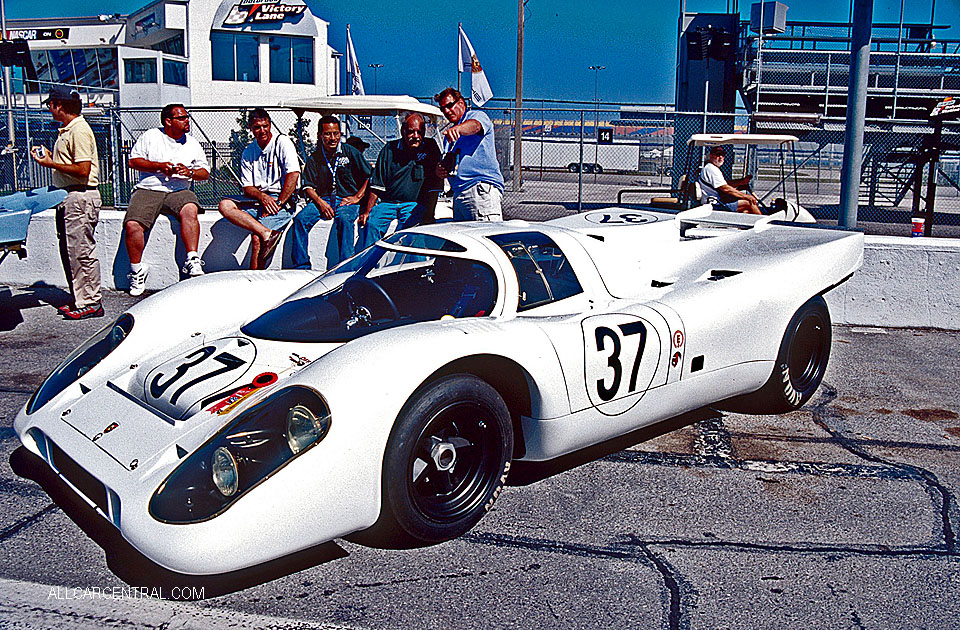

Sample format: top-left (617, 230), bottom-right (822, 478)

top-left (14, 207), bottom-right (863, 575)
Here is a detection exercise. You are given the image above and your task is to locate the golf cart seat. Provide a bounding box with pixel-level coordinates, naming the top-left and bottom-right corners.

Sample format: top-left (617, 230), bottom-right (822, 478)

top-left (650, 175), bottom-right (701, 210)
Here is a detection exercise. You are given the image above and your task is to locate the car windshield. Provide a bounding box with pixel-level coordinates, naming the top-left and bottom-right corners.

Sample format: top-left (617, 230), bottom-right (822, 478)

top-left (242, 244), bottom-right (498, 342)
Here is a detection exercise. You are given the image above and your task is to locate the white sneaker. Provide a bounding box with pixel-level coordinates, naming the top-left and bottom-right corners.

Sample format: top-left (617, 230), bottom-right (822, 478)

top-left (182, 256), bottom-right (205, 277)
top-left (128, 264), bottom-right (149, 296)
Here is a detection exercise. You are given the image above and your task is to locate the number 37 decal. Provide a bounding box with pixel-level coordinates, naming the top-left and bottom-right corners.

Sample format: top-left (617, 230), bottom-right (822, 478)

top-left (583, 315), bottom-right (662, 413)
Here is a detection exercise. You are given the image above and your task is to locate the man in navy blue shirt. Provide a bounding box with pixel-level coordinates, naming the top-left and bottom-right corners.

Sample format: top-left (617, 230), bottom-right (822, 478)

top-left (293, 116), bottom-right (372, 269)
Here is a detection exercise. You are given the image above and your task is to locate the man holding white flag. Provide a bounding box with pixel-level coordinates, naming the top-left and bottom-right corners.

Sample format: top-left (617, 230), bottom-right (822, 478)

top-left (458, 24), bottom-right (493, 107)
top-left (346, 25), bottom-right (365, 96)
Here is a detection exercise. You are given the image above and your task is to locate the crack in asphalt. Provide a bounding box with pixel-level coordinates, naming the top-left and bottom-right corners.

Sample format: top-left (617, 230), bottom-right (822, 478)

top-left (601, 449), bottom-right (923, 482)
top-left (347, 562), bottom-right (544, 590)
top-left (636, 546), bottom-right (685, 630)
top-left (724, 431), bottom-right (960, 454)
top-left (693, 414), bottom-right (732, 459)
top-left (810, 383), bottom-right (957, 554)
top-left (0, 504), bottom-right (58, 543)
top-left (463, 531), bottom-right (684, 629)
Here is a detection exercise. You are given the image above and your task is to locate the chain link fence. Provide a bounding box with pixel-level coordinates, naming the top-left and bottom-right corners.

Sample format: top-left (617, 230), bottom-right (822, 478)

top-left (2, 104), bottom-right (958, 232)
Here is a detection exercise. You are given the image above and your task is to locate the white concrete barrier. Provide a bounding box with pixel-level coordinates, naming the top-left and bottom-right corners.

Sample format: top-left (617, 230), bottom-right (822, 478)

top-left (824, 235), bottom-right (960, 330)
top-left (2, 210), bottom-right (958, 330)
top-left (0, 208), bottom-right (332, 293)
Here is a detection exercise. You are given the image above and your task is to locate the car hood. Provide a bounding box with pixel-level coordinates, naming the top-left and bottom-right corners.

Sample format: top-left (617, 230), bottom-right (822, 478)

top-left (61, 332), bottom-right (339, 472)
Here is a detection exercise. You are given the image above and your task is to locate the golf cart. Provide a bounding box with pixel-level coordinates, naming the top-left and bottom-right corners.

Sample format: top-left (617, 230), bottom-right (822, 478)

top-left (651, 134), bottom-right (815, 224)
top-left (280, 95), bottom-right (453, 220)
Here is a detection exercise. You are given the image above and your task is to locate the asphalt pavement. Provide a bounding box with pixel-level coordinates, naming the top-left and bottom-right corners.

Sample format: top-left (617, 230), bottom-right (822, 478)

top-left (1, 283), bottom-right (958, 629)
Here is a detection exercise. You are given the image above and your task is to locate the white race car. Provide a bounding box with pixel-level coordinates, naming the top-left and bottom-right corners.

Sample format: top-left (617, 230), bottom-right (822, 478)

top-left (14, 209), bottom-right (863, 575)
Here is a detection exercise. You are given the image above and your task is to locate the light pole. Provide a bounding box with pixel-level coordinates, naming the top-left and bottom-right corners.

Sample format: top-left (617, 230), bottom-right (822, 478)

top-left (368, 63), bottom-right (383, 95)
top-left (589, 65), bottom-right (605, 175)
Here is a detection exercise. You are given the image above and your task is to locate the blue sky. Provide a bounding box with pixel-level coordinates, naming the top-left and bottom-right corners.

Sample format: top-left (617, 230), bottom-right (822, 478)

top-left (8, 0), bottom-right (959, 103)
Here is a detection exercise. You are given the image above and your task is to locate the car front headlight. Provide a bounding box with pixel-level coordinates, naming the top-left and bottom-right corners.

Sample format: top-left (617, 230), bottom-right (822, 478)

top-left (26, 314), bottom-right (134, 414)
top-left (149, 386), bottom-right (331, 524)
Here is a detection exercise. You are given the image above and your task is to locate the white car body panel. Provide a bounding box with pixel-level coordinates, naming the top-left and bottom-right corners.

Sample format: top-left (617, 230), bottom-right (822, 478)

top-left (15, 208), bottom-right (863, 574)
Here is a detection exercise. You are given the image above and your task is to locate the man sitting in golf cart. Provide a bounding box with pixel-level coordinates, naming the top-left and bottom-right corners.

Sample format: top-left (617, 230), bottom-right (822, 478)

top-left (697, 146), bottom-right (761, 215)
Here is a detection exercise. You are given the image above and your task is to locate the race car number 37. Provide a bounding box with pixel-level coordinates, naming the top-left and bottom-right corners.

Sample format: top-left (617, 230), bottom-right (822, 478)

top-left (583, 315), bottom-right (662, 414)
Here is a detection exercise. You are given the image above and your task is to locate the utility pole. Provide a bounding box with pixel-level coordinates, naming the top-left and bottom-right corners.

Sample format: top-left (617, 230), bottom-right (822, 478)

top-left (368, 63), bottom-right (382, 95)
top-left (513, 0), bottom-right (525, 193)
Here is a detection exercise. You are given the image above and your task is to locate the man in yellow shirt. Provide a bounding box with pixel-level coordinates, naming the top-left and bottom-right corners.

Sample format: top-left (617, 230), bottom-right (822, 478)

top-left (30, 87), bottom-right (104, 319)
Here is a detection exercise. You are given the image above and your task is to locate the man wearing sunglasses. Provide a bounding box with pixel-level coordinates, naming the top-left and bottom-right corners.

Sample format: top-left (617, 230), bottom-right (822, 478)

top-left (124, 104), bottom-right (211, 295)
top-left (434, 87), bottom-right (504, 222)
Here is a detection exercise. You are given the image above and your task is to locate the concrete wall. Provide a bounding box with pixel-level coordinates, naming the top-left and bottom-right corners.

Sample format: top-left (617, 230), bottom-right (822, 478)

top-left (0, 209), bottom-right (332, 294)
top-left (823, 235), bottom-right (960, 330)
top-left (3, 211), bottom-right (958, 330)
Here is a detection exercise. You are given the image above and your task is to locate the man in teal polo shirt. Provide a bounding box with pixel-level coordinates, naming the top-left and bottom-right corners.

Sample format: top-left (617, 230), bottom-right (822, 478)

top-left (358, 113), bottom-right (441, 249)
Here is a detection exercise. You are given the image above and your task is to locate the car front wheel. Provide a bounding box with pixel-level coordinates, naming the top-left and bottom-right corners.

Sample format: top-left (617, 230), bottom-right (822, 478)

top-left (377, 374), bottom-right (513, 544)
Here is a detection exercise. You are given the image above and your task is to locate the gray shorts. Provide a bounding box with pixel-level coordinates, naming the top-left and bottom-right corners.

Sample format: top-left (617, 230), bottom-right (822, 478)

top-left (125, 189), bottom-right (200, 229)
top-left (452, 182), bottom-right (503, 222)
top-left (224, 196), bottom-right (298, 231)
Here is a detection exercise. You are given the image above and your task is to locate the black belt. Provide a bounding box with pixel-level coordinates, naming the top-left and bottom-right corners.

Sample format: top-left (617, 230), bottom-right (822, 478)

top-left (62, 185), bottom-right (97, 192)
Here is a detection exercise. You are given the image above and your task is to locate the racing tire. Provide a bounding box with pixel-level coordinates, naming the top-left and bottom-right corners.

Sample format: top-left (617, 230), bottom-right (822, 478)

top-left (375, 374), bottom-right (513, 545)
top-left (720, 296), bottom-right (831, 414)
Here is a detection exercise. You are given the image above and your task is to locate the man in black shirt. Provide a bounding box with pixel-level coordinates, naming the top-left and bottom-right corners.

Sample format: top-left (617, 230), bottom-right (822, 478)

top-left (358, 113), bottom-right (441, 249)
top-left (292, 115), bottom-right (372, 269)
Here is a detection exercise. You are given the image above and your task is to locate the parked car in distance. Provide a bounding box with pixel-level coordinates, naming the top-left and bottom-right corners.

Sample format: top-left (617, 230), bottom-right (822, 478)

top-left (567, 162), bottom-right (603, 174)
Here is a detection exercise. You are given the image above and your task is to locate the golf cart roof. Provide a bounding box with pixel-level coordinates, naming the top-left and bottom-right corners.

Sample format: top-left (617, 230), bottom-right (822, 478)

top-left (280, 95), bottom-right (444, 121)
top-left (687, 133), bottom-right (798, 147)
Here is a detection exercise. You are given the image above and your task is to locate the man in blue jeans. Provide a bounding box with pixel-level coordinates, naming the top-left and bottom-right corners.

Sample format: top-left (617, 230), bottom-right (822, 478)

top-left (359, 113), bottom-right (441, 249)
top-left (293, 116), bottom-right (372, 270)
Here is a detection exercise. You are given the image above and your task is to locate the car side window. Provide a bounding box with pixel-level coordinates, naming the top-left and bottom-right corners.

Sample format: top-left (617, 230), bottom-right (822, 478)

top-left (488, 232), bottom-right (583, 311)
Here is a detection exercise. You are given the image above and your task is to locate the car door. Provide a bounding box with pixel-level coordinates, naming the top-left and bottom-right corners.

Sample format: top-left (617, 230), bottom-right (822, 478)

top-left (581, 305), bottom-right (673, 417)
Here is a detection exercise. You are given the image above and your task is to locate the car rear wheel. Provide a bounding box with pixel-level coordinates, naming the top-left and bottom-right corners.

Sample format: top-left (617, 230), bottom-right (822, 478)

top-left (377, 374), bottom-right (513, 545)
top-left (721, 296), bottom-right (831, 414)
top-left (568, 163), bottom-right (579, 173)
top-left (594, 165), bottom-right (603, 174)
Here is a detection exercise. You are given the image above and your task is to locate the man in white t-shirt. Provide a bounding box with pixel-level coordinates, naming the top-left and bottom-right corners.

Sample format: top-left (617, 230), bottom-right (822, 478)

top-left (697, 146), bottom-right (761, 214)
top-left (217, 108), bottom-right (301, 269)
top-left (124, 104), bottom-right (211, 296)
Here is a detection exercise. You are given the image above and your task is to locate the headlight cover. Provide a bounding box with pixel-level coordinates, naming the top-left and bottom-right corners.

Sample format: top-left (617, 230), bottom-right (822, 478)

top-left (26, 314), bottom-right (134, 414)
top-left (149, 386), bottom-right (331, 524)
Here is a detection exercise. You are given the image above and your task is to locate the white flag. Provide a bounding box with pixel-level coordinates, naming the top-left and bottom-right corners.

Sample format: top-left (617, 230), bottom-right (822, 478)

top-left (458, 25), bottom-right (493, 107)
top-left (346, 25), bottom-right (365, 96)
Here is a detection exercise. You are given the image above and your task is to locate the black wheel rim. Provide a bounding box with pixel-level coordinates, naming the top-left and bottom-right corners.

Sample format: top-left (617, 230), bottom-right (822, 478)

top-left (408, 401), bottom-right (502, 523)
top-left (788, 313), bottom-right (828, 393)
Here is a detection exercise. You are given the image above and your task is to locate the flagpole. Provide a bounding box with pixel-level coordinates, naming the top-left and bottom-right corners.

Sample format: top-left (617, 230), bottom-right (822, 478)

top-left (457, 23), bottom-right (462, 93)
top-left (346, 24), bottom-right (352, 97)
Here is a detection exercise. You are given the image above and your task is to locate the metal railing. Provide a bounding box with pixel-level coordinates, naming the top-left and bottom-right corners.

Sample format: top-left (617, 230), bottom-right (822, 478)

top-left (2, 104), bottom-right (957, 230)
